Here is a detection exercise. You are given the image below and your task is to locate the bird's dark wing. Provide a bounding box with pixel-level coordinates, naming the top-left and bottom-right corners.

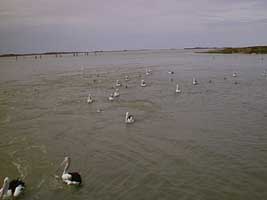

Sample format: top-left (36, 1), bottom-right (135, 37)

top-left (69, 172), bottom-right (82, 184)
top-left (9, 179), bottom-right (25, 194)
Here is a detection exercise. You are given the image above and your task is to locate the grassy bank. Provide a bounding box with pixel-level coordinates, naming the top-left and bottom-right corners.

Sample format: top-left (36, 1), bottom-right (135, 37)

top-left (206, 46), bottom-right (267, 54)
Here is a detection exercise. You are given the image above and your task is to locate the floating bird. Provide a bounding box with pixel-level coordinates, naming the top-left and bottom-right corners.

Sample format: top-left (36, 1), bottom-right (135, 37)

top-left (232, 72), bottom-right (237, 77)
top-left (0, 177), bottom-right (25, 199)
top-left (141, 80), bottom-right (146, 87)
top-left (87, 94), bottom-right (94, 103)
top-left (108, 93), bottom-right (114, 101)
top-left (125, 75), bottom-right (129, 81)
top-left (193, 77), bottom-right (198, 85)
top-left (125, 112), bottom-right (135, 124)
top-left (116, 80), bottom-right (122, 87)
top-left (113, 88), bottom-right (120, 97)
top-left (176, 84), bottom-right (181, 93)
top-left (96, 108), bottom-right (103, 113)
top-left (61, 157), bottom-right (82, 185)
top-left (146, 68), bottom-right (152, 75)
top-left (168, 71), bottom-right (174, 74)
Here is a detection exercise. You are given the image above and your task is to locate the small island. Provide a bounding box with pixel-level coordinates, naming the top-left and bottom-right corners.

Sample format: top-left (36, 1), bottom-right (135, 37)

top-left (205, 46), bottom-right (267, 54)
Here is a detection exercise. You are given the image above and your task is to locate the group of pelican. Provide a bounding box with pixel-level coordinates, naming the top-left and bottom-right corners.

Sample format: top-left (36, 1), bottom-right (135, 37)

top-left (85, 67), bottom-right (252, 126)
top-left (85, 70), bottom-right (153, 124)
top-left (2, 66), bottom-right (265, 199)
top-left (0, 156), bottom-right (81, 199)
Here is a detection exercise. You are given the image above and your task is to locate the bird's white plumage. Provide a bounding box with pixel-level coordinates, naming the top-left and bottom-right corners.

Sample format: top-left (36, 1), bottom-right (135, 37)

top-left (13, 185), bottom-right (24, 197)
top-left (87, 94), bottom-right (94, 103)
top-left (0, 177), bottom-right (25, 199)
top-left (125, 112), bottom-right (135, 124)
top-left (61, 157), bottom-right (82, 186)
top-left (176, 84), bottom-right (181, 93)
top-left (114, 88), bottom-right (120, 97)
top-left (141, 80), bottom-right (146, 87)
top-left (193, 78), bottom-right (198, 85)
top-left (116, 80), bottom-right (122, 87)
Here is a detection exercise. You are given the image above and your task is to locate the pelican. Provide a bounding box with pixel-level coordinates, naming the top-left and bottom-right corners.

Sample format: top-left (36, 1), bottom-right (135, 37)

top-left (87, 94), bottom-right (94, 103)
top-left (175, 84), bottom-right (181, 93)
top-left (61, 157), bottom-right (82, 185)
top-left (96, 108), bottom-right (103, 113)
top-left (116, 80), bottom-right (122, 87)
top-left (193, 77), bottom-right (198, 85)
top-left (125, 112), bottom-right (134, 124)
top-left (232, 72), bottom-right (237, 77)
top-left (125, 75), bottom-right (129, 81)
top-left (146, 68), bottom-right (151, 75)
top-left (0, 177), bottom-right (25, 199)
top-left (108, 93), bottom-right (114, 101)
top-left (113, 88), bottom-right (120, 97)
top-left (141, 80), bottom-right (146, 87)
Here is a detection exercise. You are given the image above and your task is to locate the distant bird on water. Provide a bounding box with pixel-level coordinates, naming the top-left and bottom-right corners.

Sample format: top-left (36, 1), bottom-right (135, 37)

top-left (87, 94), bottom-right (94, 104)
top-left (232, 72), bottom-right (237, 77)
top-left (141, 80), bottom-right (146, 87)
top-left (193, 77), bottom-right (198, 85)
top-left (125, 112), bottom-right (135, 124)
top-left (125, 75), bottom-right (129, 81)
top-left (176, 84), bottom-right (181, 93)
top-left (146, 68), bottom-right (152, 75)
top-left (108, 93), bottom-right (114, 101)
top-left (0, 177), bottom-right (25, 199)
top-left (113, 88), bottom-right (120, 97)
top-left (61, 157), bottom-right (82, 185)
top-left (116, 80), bottom-right (122, 87)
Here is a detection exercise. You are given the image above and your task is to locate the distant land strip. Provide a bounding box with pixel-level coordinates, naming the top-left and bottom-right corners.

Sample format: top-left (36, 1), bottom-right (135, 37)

top-left (0, 49), bottom-right (172, 58)
top-left (203, 46), bottom-right (267, 54)
top-left (0, 51), bottom-right (106, 58)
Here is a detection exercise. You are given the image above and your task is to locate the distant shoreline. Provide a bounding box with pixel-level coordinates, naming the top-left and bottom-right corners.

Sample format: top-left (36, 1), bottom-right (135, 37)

top-left (1, 46), bottom-right (267, 57)
top-left (0, 49), bottom-right (177, 58)
top-left (202, 46), bottom-right (267, 54)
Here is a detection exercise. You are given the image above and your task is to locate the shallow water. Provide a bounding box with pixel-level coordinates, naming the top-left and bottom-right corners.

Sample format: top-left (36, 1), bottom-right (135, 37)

top-left (0, 50), bottom-right (267, 200)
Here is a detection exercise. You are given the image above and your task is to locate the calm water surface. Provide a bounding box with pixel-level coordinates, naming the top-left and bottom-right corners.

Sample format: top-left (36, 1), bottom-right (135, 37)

top-left (0, 50), bottom-right (267, 200)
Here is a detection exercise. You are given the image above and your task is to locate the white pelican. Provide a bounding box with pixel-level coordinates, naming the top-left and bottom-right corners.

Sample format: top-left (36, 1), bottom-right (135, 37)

top-left (125, 75), bottom-right (129, 81)
top-left (113, 88), bottom-right (120, 97)
top-left (108, 93), bottom-right (114, 101)
top-left (176, 84), bottom-right (181, 93)
top-left (97, 108), bottom-right (103, 113)
top-left (61, 157), bottom-right (82, 185)
top-left (232, 72), bottom-right (237, 77)
top-left (125, 112), bottom-right (134, 124)
top-left (87, 94), bottom-right (94, 103)
top-left (0, 177), bottom-right (25, 199)
top-left (141, 80), bottom-right (146, 87)
top-left (146, 68), bottom-right (152, 75)
top-left (193, 77), bottom-right (198, 85)
top-left (116, 80), bottom-right (122, 87)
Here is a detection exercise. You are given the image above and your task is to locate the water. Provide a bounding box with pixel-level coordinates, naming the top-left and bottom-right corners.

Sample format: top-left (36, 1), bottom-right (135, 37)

top-left (0, 49), bottom-right (267, 200)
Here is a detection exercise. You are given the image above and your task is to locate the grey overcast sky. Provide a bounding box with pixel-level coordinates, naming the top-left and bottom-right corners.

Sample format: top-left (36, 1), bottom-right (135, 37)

top-left (0, 0), bottom-right (267, 53)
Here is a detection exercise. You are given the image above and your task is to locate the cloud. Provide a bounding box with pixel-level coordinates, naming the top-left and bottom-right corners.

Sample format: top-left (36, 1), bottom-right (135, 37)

top-left (0, 0), bottom-right (267, 53)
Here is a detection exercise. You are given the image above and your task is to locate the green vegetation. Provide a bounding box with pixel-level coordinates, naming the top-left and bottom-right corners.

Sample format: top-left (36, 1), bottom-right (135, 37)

top-left (206, 46), bottom-right (267, 54)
